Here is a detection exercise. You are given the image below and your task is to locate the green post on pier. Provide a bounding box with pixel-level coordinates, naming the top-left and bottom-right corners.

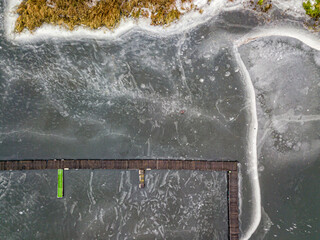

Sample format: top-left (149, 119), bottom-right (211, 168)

top-left (57, 169), bottom-right (64, 198)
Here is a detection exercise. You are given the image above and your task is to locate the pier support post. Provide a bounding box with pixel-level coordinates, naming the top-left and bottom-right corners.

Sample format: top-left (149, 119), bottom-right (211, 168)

top-left (57, 169), bottom-right (64, 198)
top-left (139, 169), bottom-right (145, 188)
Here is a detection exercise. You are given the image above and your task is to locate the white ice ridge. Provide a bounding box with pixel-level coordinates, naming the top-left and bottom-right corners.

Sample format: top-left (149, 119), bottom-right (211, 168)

top-left (235, 25), bottom-right (320, 51)
top-left (232, 45), bottom-right (261, 240)
top-left (233, 26), bottom-right (320, 240)
top-left (4, 0), bottom-right (231, 42)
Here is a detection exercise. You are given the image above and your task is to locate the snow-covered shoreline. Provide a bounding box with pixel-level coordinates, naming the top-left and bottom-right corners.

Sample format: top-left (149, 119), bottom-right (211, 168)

top-left (4, 0), bottom-right (234, 43)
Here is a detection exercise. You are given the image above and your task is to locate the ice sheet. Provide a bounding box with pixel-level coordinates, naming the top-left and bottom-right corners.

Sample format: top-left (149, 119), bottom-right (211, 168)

top-left (0, 170), bottom-right (228, 239)
top-left (1, 0), bottom-right (320, 239)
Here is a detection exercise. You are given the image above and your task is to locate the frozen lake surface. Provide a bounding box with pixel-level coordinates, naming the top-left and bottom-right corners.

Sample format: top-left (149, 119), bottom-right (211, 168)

top-left (0, 170), bottom-right (228, 239)
top-left (0, 0), bottom-right (319, 239)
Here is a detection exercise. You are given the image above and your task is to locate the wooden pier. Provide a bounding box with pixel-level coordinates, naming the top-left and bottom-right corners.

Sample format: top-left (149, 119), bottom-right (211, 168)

top-left (0, 159), bottom-right (239, 239)
top-left (228, 170), bottom-right (240, 240)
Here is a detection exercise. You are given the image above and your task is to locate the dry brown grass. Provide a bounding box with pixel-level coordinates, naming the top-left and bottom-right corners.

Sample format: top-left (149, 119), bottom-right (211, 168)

top-left (15, 0), bottom-right (201, 32)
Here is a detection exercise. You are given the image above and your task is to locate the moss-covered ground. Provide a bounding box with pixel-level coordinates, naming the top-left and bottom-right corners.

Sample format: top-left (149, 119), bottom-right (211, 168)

top-left (15, 0), bottom-right (201, 32)
top-left (14, 0), bottom-right (320, 33)
top-left (251, 0), bottom-right (272, 12)
top-left (303, 0), bottom-right (320, 19)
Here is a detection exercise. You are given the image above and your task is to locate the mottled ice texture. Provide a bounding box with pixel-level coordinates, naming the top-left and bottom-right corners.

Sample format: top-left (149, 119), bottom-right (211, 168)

top-left (0, 0), bottom-right (320, 239)
top-left (1, 3), bottom-right (250, 238)
top-left (0, 19), bottom-right (249, 161)
top-left (0, 170), bottom-right (228, 239)
top-left (240, 36), bottom-right (320, 166)
top-left (239, 36), bottom-right (320, 239)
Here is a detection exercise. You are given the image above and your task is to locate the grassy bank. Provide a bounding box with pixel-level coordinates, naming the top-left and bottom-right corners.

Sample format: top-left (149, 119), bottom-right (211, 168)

top-left (15, 0), bottom-right (201, 32)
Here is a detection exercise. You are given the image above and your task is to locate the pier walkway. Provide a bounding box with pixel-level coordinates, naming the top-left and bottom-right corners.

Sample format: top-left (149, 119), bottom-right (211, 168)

top-left (0, 159), bottom-right (239, 240)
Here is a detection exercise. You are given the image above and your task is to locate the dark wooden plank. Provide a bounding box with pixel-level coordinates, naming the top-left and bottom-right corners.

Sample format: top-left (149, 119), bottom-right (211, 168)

top-left (228, 170), bottom-right (239, 240)
top-left (157, 160), bottom-right (168, 169)
top-left (0, 159), bottom-right (238, 171)
top-left (0, 159), bottom-right (240, 240)
top-left (145, 159), bottom-right (157, 169)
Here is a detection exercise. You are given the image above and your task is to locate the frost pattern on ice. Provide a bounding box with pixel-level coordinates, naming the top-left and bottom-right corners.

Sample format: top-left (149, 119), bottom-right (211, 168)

top-left (0, 170), bottom-right (228, 239)
top-left (1, 1), bottom-right (320, 240)
top-left (235, 26), bottom-right (320, 239)
top-left (238, 31), bottom-right (320, 167)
